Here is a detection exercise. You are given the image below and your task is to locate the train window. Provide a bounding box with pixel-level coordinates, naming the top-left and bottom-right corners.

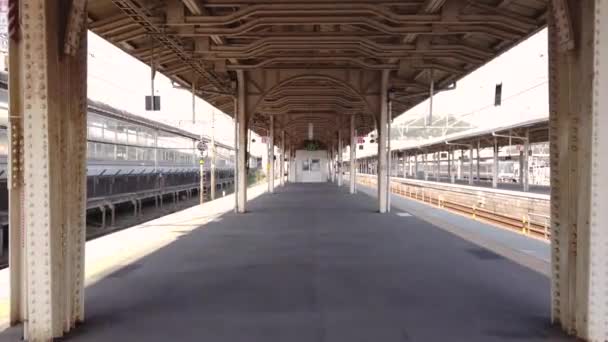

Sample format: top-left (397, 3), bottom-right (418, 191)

top-left (157, 135), bottom-right (172, 149)
top-left (116, 124), bottom-right (128, 143)
top-left (102, 144), bottom-right (115, 160)
top-left (127, 146), bottom-right (136, 160)
top-left (103, 119), bottom-right (116, 142)
top-left (146, 148), bottom-right (155, 161)
top-left (161, 150), bottom-right (171, 162)
top-left (88, 125), bottom-right (103, 140)
top-left (92, 143), bottom-right (102, 159)
top-left (116, 145), bottom-right (127, 160)
top-left (136, 147), bottom-right (144, 161)
top-left (127, 128), bottom-right (137, 144)
top-left (138, 128), bottom-right (153, 146)
top-left (148, 133), bottom-right (156, 147)
top-left (86, 142), bottom-right (93, 158)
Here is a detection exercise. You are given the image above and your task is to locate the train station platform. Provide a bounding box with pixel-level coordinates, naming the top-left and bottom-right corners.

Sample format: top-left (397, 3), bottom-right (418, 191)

top-left (0, 182), bottom-right (571, 341)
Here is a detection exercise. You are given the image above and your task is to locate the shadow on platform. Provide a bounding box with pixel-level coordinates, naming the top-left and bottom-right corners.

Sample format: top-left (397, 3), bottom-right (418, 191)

top-left (0, 183), bottom-right (572, 341)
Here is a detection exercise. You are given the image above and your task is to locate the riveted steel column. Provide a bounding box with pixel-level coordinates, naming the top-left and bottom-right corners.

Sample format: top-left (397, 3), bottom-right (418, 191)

top-left (548, 0), bottom-right (608, 339)
top-left (330, 141), bottom-right (335, 182)
top-left (286, 144), bottom-right (291, 183)
top-left (233, 98), bottom-right (238, 211)
top-left (11, 1), bottom-right (88, 339)
top-left (280, 130), bottom-right (285, 187)
top-left (269, 115), bottom-right (275, 193)
top-left (378, 70), bottom-right (389, 213)
top-left (350, 115), bottom-right (356, 194)
top-left (587, 1), bottom-right (608, 340)
top-left (8, 0), bottom-right (24, 325)
top-left (236, 71), bottom-right (247, 212)
top-left (387, 97), bottom-right (392, 212)
top-left (337, 127), bottom-right (343, 187)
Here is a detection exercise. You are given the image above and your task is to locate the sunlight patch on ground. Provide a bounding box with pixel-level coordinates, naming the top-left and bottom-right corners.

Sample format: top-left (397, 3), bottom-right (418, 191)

top-left (0, 183), bottom-right (268, 328)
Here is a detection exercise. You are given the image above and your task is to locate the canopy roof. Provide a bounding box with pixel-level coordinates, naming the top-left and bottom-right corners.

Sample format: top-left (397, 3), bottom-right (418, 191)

top-left (87, 0), bottom-right (548, 146)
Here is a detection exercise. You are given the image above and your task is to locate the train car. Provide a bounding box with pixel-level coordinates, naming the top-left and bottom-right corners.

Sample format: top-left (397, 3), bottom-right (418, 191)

top-left (0, 71), bottom-right (237, 257)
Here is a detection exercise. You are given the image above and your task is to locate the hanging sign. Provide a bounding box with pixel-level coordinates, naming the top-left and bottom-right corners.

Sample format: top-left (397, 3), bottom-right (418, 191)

top-left (145, 95), bottom-right (161, 111)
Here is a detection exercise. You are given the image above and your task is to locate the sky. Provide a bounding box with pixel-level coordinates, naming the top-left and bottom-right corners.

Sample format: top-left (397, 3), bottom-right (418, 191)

top-left (87, 28), bottom-right (549, 156)
top-left (393, 29), bottom-right (548, 127)
top-left (87, 32), bottom-right (275, 156)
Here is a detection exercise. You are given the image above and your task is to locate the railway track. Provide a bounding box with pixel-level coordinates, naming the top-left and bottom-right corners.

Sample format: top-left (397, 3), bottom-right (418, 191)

top-left (357, 175), bottom-right (550, 240)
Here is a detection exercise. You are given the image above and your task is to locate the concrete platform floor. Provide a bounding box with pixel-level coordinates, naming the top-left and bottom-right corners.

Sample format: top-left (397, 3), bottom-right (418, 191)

top-left (1, 182), bottom-right (572, 341)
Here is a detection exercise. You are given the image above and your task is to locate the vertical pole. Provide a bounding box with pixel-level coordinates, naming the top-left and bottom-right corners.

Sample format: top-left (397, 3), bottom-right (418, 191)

top-left (436, 152), bottom-right (440, 181)
top-left (8, 4), bottom-right (24, 324)
top-left (210, 110), bottom-right (216, 200)
top-left (457, 149), bottom-right (462, 180)
top-left (11, 1), bottom-right (89, 338)
top-left (450, 149), bottom-right (455, 183)
top-left (586, 2), bottom-right (608, 340)
top-left (378, 71), bottom-right (389, 213)
top-left (387, 96), bottom-right (392, 211)
top-left (330, 141), bottom-right (335, 182)
top-left (233, 98), bottom-right (239, 212)
top-left (398, 153), bottom-right (402, 177)
top-left (193, 82), bottom-right (205, 205)
top-left (199, 140), bottom-right (205, 204)
top-left (350, 115), bottom-right (356, 194)
top-left (423, 153), bottom-right (428, 181)
top-left (414, 154), bottom-right (419, 179)
top-left (523, 129), bottom-right (530, 192)
top-left (447, 148), bottom-right (452, 183)
top-left (280, 130), bottom-right (285, 187)
top-left (154, 129), bottom-right (159, 172)
top-left (493, 137), bottom-right (499, 188)
top-left (236, 71), bottom-right (248, 212)
top-left (469, 146), bottom-right (474, 185)
top-left (400, 153), bottom-right (404, 177)
top-left (269, 115), bottom-right (274, 193)
top-left (338, 128), bottom-right (343, 187)
top-left (519, 149), bottom-right (524, 186)
top-left (286, 143), bottom-right (290, 183)
top-left (545, 2), bottom-right (604, 338)
top-left (476, 139), bottom-right (481, 182)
